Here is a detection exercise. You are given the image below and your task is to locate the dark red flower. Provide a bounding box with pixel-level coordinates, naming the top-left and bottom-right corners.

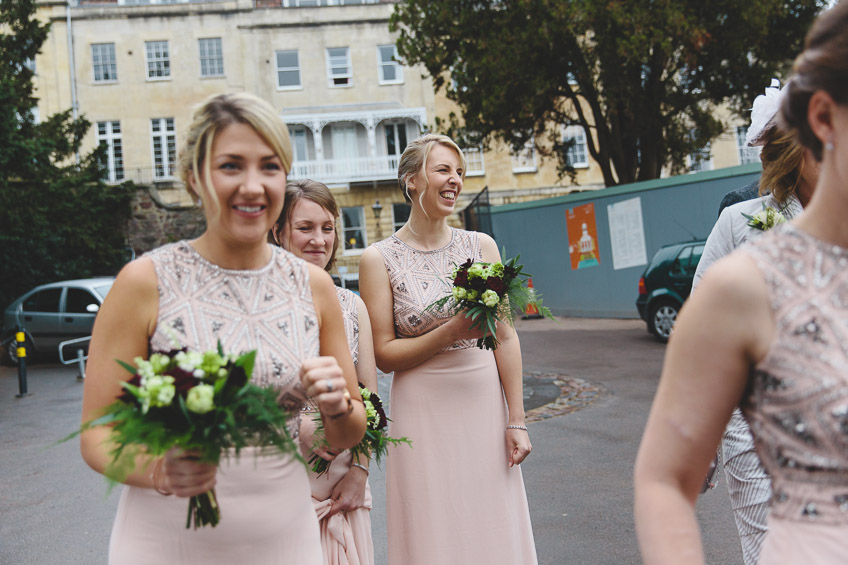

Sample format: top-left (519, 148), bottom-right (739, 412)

top-left (453, 269), bottom-right (469, 287)
top-left (485, 276), bottom-right (507, 295)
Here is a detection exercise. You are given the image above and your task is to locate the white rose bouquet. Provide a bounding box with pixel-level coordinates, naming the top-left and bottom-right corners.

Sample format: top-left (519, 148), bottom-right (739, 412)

top-left (66, 342), bottom-right (299, 529)
top-left (427, 254), bottom-right (553, 350)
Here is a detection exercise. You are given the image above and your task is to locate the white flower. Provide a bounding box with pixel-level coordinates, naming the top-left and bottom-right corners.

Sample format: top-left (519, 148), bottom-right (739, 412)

top-left (175, 351), bottom-right (203, 373)
top-left (452, 286), bottom-right (468, 300)
top-left (140, 375), bottom-right (176, 412)
top-left (186, 384), bottom-right (215, 414)
top-left (482, 290), bottom-right (500, 308)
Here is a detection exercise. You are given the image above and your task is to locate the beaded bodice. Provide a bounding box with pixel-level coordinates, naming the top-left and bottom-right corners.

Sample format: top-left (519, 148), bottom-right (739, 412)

top-left (741, 225), bottom-right (848, 524)
top-left (335, 286), bottom-right (359, 366)
top-left (145, 242), bottom-right (319, 438)
top-left (372, 228), bottom-right (482, 351)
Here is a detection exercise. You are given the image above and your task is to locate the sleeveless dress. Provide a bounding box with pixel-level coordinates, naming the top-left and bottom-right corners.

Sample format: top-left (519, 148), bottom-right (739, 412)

top-left (740, 225), bottom-right (848, 563)
top-left (108, 242), bottom-right (323, 565)
top-left (298, 286), bottom-right (374, 565)
top-left (373, 228), bottom-right (538, 565)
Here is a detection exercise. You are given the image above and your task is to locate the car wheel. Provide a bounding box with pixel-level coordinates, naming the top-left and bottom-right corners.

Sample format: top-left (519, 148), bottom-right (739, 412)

top-left (648, 300), bottom-right (679, 342)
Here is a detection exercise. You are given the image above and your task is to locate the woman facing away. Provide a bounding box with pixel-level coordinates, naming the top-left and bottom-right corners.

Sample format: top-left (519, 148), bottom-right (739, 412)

top-left (635, 3), bottom-right (848, 563)
top-left (359, 133), bottom-right (537, 565)
top-left (271, 179), bottom-right (377, 565)
top-left (692, 80), bottom-right (820, 565)
top-left (80, 92), bottom-right (365, 565)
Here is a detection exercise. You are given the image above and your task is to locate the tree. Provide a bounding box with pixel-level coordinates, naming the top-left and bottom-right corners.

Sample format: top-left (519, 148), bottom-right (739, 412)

top-left (0, 0), bottom-right (133, 310)
top-left (390, 0), bottom-right (826, 186)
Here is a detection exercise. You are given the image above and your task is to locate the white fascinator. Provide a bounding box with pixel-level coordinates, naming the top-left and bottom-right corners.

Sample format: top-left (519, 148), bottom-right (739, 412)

top-left (745, 78), bottom-right (787, 147)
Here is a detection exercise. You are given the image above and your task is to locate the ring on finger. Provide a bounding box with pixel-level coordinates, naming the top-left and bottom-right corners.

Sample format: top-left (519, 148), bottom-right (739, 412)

top-left (325, 378), bottom-right (334, 392)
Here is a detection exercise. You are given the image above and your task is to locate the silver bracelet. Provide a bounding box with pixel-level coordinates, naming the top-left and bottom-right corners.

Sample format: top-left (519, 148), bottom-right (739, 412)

top-left (506, 424), bottom-right (528, 431)
top-left (351, 463), bottom-right (369, 475)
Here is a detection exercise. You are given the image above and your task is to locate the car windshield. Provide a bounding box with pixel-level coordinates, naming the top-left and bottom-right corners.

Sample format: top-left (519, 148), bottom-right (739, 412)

top-left (93, 283), bottom-right (114, 299)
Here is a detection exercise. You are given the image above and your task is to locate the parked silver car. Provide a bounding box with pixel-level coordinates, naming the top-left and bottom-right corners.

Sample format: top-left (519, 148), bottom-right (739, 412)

top-left (2, 277), bottom-right (115, 364)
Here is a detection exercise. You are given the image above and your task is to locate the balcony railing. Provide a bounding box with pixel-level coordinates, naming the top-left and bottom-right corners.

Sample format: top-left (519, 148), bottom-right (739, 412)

top-left (289, 154), bottom-right (400, 184)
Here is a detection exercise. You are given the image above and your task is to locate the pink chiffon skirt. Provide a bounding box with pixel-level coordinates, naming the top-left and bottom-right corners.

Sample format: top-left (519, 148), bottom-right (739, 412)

top-left (386, 347), bottom-right (537, 565)
top-left (759, 517), bottom-right (848, 563)
top-left (301, 412), bottom-right (374, 565)
top-left (109, 447), bottom-right (322, 565)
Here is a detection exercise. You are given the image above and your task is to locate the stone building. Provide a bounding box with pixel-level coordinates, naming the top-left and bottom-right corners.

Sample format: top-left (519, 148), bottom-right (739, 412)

top-left (32, 0), bottom-right (756, 289)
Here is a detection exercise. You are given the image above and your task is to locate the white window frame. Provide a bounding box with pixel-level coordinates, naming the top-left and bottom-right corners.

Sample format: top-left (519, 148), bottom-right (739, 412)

top-left (145, 40), bottom-right (171, 81)
top-left (91, 43), bottom-right (118, 83)
top-left (391, 202), bottom-right (411, 233)
top-left (688, 142), bottom-right (713, 173)
top-left (735, 125), bottom-right (762, 165)
top-left (563, 125), bottom-right (589, 168)
top-left (341, 206), bottom-right (367, 255)
top-left (326, 47), bottom-right (352, 88)
top-left (150, 117), bottom-right (177, 180)
top-left (275, 50), bottom-right (302, 90)
top-left (463, 147), bottom-right (485, 176)
top-left (511, 140), bottom-right (538, 173)
top-left (289, 126), bottom-right (309, 162)
top-left (97, 120), bottom-right (125, 183)
top-left (377, 44), bottom-right (403, 85)
top-left (198, 38), bottom-right (224, 78)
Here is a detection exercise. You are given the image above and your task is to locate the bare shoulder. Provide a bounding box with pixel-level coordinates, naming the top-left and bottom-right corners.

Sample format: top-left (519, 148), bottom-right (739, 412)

top-left (359, 245), bottom-right (385, 269)
top-left (683, 249), bottom-right (773, 360)
top-left (108, 256), bottom-right (158, 305)
top-left (306, 262), bottom-right (335, 295)
top-left (475, 232), bottom-right (501, 261)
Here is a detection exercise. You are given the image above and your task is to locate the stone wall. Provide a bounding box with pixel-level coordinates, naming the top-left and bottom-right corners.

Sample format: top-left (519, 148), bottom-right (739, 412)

top-left (128, 186), bottom-right (206, 256)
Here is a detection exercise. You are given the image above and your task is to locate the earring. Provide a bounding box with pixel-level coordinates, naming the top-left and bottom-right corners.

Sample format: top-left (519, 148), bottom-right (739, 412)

top-left (825, 138), bottom-right (835, 152)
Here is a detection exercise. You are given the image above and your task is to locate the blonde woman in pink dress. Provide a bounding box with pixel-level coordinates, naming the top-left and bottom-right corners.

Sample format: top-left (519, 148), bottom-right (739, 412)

top-left (80, 93), bottom-right (366, 564)
top-left (272, 179), bottom-right (377, 565)
top-left (635, 4), bottom-right (848, 563)
top-left (359, 134), bottom-right (537, 565)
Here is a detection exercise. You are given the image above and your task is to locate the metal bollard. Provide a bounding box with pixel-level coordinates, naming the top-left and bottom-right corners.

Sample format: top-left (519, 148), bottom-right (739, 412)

top-left (76, 348), bottom-right (86, 380)
top-left (15, 330), bottom-right (32, 398)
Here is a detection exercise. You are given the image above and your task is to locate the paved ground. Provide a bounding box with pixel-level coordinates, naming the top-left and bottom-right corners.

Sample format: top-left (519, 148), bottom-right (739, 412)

top-left (0, 318), bottom-right (744, 564)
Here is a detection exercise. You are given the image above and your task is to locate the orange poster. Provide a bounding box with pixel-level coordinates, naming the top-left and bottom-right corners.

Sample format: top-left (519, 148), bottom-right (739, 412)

top-left (565, 203), bottom-right (600, 270)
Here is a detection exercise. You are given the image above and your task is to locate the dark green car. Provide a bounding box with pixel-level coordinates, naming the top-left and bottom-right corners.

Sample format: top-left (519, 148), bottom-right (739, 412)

top-left (636, 240), bottom-right (705, 342)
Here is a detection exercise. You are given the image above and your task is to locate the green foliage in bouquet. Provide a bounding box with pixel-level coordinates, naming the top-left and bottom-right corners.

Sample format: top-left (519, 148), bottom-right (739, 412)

top-left (309, 383), bottom-right (412, 477)
top-left (63, 341), bottom-right (300, 529)
top-left (427, 252), bottom-right (554, 350)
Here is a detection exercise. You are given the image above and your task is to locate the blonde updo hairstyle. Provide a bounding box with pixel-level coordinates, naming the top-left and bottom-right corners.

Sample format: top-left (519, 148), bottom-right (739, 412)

top-left (397, 133), bottom-right (466, 208)
top-left (270, 179), bottom-right (341, 271)
top-left (179, 92), bottom-right (293, 216)
top-left (779, 1), bottom-right (848, 161)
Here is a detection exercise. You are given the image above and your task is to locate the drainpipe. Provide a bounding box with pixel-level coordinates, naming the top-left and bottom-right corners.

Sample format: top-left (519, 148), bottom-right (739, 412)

top-left (66, 0), bottom-right (80, 163)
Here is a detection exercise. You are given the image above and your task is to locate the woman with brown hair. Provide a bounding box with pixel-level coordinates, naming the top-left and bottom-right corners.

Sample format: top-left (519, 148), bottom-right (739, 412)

top-left (635, 2), bottom-right (848, 562)
top-left (271, 179), bottom-right (377, 565)
top-left (691, 80), bottom-right (820, 565)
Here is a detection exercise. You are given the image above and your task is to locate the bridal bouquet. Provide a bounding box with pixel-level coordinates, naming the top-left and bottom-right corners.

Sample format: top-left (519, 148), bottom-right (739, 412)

top-left (66, 343), bottom-right (299, 529)
top-left (427, 254), bottom-right (553, 350)
top-left (309, 383), bottom-right (411, 477)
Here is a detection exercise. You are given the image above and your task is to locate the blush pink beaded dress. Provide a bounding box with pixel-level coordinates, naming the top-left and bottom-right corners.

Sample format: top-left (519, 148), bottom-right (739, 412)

top-left (373, 228), bottom-right (537, 565)
top-left (108, 242), bottom-right (323, 565)
top-left (741, 225), bottom-right (848, 562)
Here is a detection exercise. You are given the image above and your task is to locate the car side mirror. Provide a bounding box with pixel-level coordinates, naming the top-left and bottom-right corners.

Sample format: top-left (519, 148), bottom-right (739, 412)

top-left (86, 304), bottom-right (100, 313)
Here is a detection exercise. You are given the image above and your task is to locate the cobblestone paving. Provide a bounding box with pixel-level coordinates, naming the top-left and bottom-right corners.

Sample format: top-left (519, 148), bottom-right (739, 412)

top-left (524, 370), bottom-right (606, 423)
